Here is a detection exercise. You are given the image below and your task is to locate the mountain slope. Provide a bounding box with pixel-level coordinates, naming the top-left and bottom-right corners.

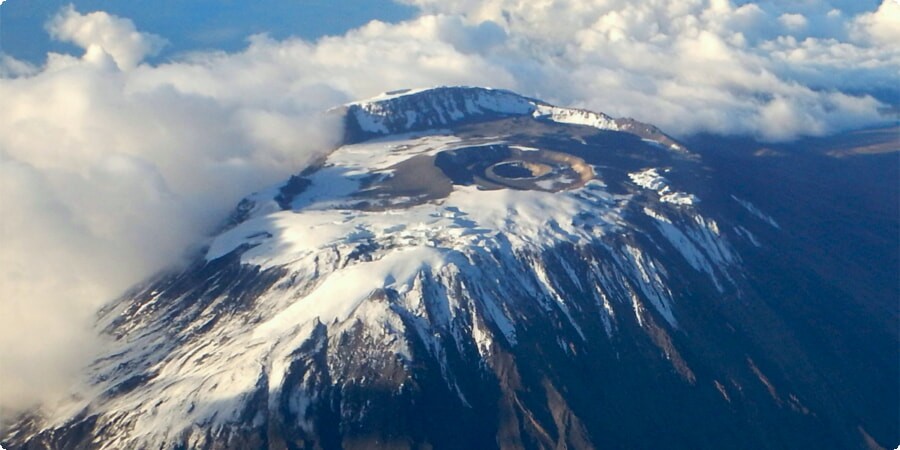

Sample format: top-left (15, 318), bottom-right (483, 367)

top-left (4, 87), bottom-right (897, 450)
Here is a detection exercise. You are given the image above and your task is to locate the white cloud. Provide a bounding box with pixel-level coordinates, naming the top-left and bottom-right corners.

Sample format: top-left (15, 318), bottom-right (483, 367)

top-left (0, 10), bottom-right (344, 420)
top-left (398, 0), bottom-right (895, 138)
top-left (0, 0), bottom-right (896, 422)
top-left (46, 5), bottom-right (168, 70)
top-left (849, 0), bottom-right (900, 45)
top-left (780, 13), bottom-right (809, 30)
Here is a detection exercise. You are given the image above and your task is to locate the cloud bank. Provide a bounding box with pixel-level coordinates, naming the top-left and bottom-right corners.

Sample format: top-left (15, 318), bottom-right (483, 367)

top-left (0, 0), bottom-right (896, 421)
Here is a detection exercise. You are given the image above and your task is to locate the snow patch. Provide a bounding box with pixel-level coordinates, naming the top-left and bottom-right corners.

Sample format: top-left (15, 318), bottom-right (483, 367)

top-left (732, 196), bottom-right (780, 229)
top-left (350, 87), bottom-right (650, 136)
top-left (628, 168), bottom-right (698, 206)
top-left (533, 104), bottom-right (619, 131)
top-left (253, 246), bottom-right (448, 340)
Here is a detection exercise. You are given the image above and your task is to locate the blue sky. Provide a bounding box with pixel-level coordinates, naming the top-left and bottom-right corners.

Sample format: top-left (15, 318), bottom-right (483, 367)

top-left (0, 0), bottom-right (416, 63)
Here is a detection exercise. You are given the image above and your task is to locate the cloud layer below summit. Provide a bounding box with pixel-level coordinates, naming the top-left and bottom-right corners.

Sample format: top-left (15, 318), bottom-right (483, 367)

top-left (0, 0), bottom-right (897, 420)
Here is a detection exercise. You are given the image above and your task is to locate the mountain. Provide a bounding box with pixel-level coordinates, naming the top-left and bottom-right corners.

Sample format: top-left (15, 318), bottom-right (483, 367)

top-left (3, 86), bottom-right (897, 449)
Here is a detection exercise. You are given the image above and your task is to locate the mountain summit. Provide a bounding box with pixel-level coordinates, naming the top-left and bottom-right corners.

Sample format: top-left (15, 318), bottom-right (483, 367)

top-left (4, 87), bottom-right (896, 450)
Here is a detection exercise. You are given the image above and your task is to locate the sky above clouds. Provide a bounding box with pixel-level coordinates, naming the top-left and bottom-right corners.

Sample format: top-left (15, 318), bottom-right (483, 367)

top-left (0, 0), bottom-right (897, 421)
top-left (0, 0), bottom-right (416, 64)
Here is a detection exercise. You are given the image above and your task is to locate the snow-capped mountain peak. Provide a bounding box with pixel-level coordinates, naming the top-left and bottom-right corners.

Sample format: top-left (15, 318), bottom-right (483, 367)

top-left (343, 86), bottom-right (681, 149)
top-left (5, 86), bottom-right (891, 450)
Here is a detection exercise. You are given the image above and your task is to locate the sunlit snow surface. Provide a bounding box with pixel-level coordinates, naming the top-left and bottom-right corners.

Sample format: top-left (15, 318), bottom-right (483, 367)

top-left (201, 130), bottom-right (741, 341)
top-left (628, 168), bottom-right (698, 205)
top-left (209, 132), bottom-right (624, 264)
top-left (532, 104), bottom-right (619, 130)
top-left (346, 86), bottom-right (626, 137)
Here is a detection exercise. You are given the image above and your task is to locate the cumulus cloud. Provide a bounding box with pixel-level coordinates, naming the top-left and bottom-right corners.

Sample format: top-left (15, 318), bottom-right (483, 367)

top-left (400, 0), bottom-right (896, 138)
top-left (46, 5), bottom-right (168, 70)
top-left (849, 0), bottom-right (900, 45)
top-left (779, 13), bottom-right (809, 30)
top-left (0, 0), bottom-right (897, 423)
top-left (0, 8), bottom-right (346, 421)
